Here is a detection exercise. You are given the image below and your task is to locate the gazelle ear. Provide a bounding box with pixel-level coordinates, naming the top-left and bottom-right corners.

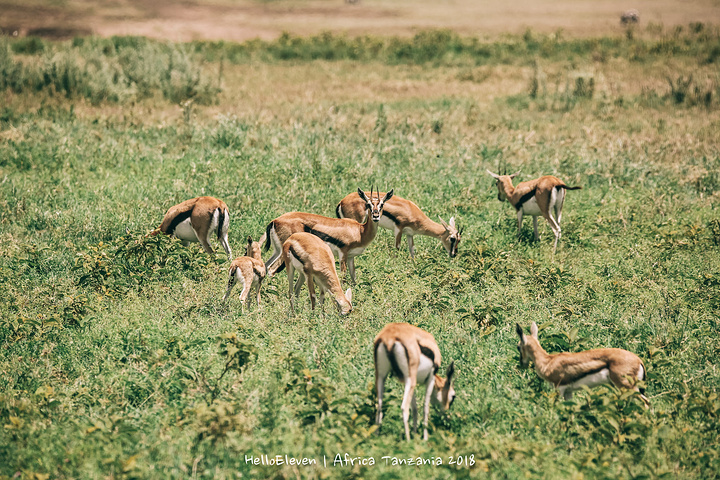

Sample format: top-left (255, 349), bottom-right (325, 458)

top-left (516, 323), bottom-right (524, 340)
top-left (445, 361), bottom-right (455, 383)
top-left (357, 188), bottom-right (369, 203)
top-left (509, 170), bottom-right (521, 179)
top-left (345, 288), bottom-right (352, 303)
top-left (383, 189), bottom-right (394, 202)
top-left (438, 216), bottom-right (449, 229)
top-left (530, 322), bottom-right (539, 339)
top-left (449, 216), bottom-right (456, 229)
top-left (247, 236), bottom-right (253, 244)
top-left (486, 169), bottom-right (501, 179)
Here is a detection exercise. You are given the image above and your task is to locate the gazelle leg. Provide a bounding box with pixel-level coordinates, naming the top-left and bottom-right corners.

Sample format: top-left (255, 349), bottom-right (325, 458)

top-left (222, 272), bottom-right (236, 302)
top-left (307, 274), bottom-right (317, 310)
top-left (533, 216), bottom-right (539, 241)
top-left (255, 278), bottom-right (262, 306)
top-left (517, 210), bottom-right (524, 240)
top-left (423, 375), bottom-right (436, 441)
top-left (238, 276), bottom-right (251, 311)
top-left (347, 257), bottom-right (356, 285)
top-left (401, 379), bottom-right (415, 442)
top-left (407, 235), bottom-right (415, 258)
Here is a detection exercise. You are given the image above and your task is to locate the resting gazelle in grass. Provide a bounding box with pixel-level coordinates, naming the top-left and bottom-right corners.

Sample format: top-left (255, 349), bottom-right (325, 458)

top-left (152, 196), bottom-right (232, 260)
top-left (487, 170), bottom-right (581, 252)
top-left (374, 323), bottom-right (456, 441)
top-left (515, 322), bottom-right (649, 407)
top-left (336, 191), bottom-right (463, 258)
top-left (221, 237), bottom-right (266, 309)
top-left (270, 232), bottom-right (352, 316)
top-left (262, 188), bottom-right (393, 283)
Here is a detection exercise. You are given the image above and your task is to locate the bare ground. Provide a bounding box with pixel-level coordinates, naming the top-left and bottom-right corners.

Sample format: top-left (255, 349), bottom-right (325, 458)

top-left (1, 0), bottom-right (720, 41)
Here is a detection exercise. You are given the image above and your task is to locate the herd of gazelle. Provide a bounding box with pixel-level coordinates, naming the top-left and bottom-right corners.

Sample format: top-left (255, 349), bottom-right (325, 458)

top-left (154, 174), bottom-right (649, 440)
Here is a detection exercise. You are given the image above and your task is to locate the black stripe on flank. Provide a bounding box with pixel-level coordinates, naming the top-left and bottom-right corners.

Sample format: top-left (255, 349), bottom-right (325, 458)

top-left (217, 208), bottom-right (225, 240)
top-left (383, 211), bottom-right (399, 225)
top-left (420, 345), bottom-right (439, 374)
top-left (558, 365), bottom-right (607, 386)
top-left (515, 189), bottom-right (537, 211)
top-left (166, 209), bottom-right (192, 236)
top-left (303, 226), bottom-right (347, 249)
top-left (288, 245), bottom-right (305, 266)
top-left (335, 204), bottom-right (342, 218)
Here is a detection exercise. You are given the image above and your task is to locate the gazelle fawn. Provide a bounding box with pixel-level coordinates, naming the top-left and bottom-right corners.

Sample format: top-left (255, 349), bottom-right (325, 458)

top-left (222, 237), bottom-right (266, 310)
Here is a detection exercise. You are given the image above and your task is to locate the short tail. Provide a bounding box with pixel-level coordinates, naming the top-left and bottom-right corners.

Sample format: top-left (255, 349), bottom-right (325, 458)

top-left (336, 203), bottom-right (343, 219)
top-left (560, 185), bottom-right (582, 191)
top-left (639, 362), bottom-right (647, 395)
top-left (268, 257), bottom-right (285, 275)
top-left (217, 208), bottom-right (227, 240)
top-left (263, 222), bottom-right (273, 251)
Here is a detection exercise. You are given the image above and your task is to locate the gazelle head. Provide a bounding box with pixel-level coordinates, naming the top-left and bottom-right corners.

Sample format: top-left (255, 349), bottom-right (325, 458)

top-left (438, 216), bottom-right (463, 258)
top-left (336, 288), bottom-right (353, 316)
top-left (245, 236), bottom-right (263, 260)
top-left (487, 170), bottom-right (520, 202)
top-left (431, 361), bottom-right (456, 410)
top-left (358, 187), bottom-right (394, 223)
top-left (515, 322), bottom-right (539, 369)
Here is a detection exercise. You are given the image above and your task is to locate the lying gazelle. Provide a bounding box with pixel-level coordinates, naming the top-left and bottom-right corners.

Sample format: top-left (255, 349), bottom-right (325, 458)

top-left (487, 170), bottom-right (581, 252)
top-left (374, 323), bottom-right (456, 441)
top-left (269, 232), bottom-right (352, 315)
top-left (221, 237), bottom-right (266, 309)
top-left (515, 322), bottom-right (649, 407)
top-left (151, 196), bottom-right (232, 260)
top-left (262, 188), bottom-right (393, 283)
top-left (336, 191), bottom-right (463, 258)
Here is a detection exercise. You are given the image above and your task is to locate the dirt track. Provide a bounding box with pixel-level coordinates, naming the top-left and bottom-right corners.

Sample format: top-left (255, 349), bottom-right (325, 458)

top-left (1, 0), bottom-right (719, 41)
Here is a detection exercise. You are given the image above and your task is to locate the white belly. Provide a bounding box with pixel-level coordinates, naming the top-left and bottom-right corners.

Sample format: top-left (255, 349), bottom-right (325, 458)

top-left (348, 246), bottom-right (366, 257)
top-left (378, 216), bottom-right (396, 231)
top-left (416, 354), bottom-right (435, 385)
top-left (566, 368), bottom-right (610, 392)
top-left (521, 196), bottom-right (542, 216)
top-left (173, 218), bottom-right (198, 242)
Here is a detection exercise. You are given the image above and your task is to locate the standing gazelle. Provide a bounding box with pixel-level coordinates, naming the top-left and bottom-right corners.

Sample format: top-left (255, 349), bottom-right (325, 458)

top-left (152, 196), bottom-right (232, 260)
top-left (262, 188), bottom-right (393, 283)
top-left (487, 171), bottom-right (580, 252)
top-left (336, 191), bottom-right (463, 258)
top-left (270, 232), bottom-right (352, 315)
top-left (516, 322), bottom-right (649, 407)
top-left (374, 323), bottom-right (456, 441)
top-left (222, 237), bottom-right (266, 309)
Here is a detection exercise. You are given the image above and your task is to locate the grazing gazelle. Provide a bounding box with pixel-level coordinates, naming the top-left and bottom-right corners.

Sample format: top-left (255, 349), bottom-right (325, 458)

top-left (487, 170), bottom-right (581, 252)
top-left (374, 323), bottom-right (456, 441)
top-left (270, 232), bottom-right (352, 315)
top-left (221, 237), bottom-right (266, 309)
top-left (152, 196), bottom-right (232, 260)
top-left (262, 188), bottom-right (393, 283)
top-left (336, 191), bottom-right (463, 258)
top-left (516, 322), bottom-right (649, 407)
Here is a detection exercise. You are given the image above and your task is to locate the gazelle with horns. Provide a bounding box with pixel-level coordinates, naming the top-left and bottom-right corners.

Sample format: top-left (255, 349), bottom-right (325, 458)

top-left (221, 237), bottom-right (266, 309)
top-left (516, 322), bottom-right (650, 407)
top-left (152, 196), bottom-right (232, 260)
top-left (374, 323), bottom-right (456, 441)
top-left (487, 170), bottom-right (580, 252)
top-left (336, 191), bottom-right (463, 258)
top-left (270, 232), bottom-right (352, 315)
top-left (262, 187), bottom-right (393, 283)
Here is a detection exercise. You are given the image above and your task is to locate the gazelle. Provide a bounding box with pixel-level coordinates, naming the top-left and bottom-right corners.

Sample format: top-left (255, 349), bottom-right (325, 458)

top-left (516, 322), bottom-right (649, 407)
top-left (336, 191), bottom-right (463, 258)
top-left (262, 188), bottom-right (393, 283)
top-left (221, 237), bottom-right (266, 309)
top-left (152, 196), bottom-right (232, 260)
top-left (487, 170), bottom-right (581, 252)
top-left (269, 232), bottom-right (352, 315)
top-left (374, 323), bottom-right (456, 441)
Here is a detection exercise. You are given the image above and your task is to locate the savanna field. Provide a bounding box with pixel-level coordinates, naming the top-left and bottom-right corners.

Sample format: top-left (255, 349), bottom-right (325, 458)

top-left (1, 21), bottom-right (720, 479)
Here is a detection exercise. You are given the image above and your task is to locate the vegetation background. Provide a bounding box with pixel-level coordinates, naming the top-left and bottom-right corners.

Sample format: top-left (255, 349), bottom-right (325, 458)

top-left (1, 1), bottom-right (720, 478)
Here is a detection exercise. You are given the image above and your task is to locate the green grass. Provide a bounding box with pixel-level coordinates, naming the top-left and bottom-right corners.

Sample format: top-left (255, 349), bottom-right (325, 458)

top-left (1, 27), bottom-right (720, 479)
